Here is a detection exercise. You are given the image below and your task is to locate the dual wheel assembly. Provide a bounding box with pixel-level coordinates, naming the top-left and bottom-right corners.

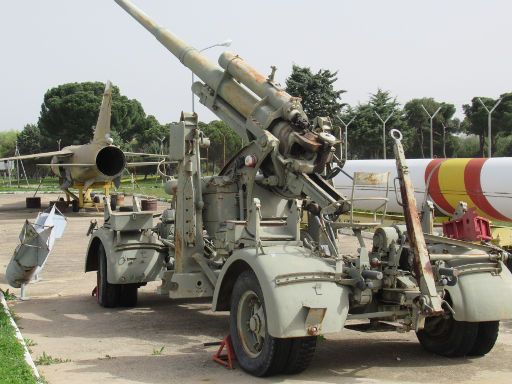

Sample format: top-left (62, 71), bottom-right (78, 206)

top-left (96, 245), bottom-right (139, 308)
top-left (94, 249), bottom-right (499, 376)
top-left (229, 270), bottom-right (499, 376)
top-left (417, 313), bottom-right (499, 357)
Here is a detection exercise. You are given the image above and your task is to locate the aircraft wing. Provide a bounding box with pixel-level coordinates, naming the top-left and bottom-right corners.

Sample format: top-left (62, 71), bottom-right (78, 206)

top-left (36, 161), bottom-right (174, 167)
top-left (126, 161), bottom-right (174, 167)
top-left (0, 149), bottom-right (73, 162)
top-left (36, 163), bottom-right (94, 167)
top-left (124, 152), bottom-right (168, 158)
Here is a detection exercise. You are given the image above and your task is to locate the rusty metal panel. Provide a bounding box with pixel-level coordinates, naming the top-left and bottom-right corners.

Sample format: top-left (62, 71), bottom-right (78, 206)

top-left (390, 130), bottom-right (443, 315)
top-left (353, 171), bottom-right (390, 186)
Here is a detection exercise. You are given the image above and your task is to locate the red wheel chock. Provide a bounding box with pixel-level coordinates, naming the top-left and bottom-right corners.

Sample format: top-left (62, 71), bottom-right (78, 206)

top-left (209, 335), bottom-right (236, 369)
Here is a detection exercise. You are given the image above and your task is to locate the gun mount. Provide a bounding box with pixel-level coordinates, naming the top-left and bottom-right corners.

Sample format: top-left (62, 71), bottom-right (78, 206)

top-left (83, 0), bottom-right (512, 377)
top-left (114, 0), bottom-right (347, 215)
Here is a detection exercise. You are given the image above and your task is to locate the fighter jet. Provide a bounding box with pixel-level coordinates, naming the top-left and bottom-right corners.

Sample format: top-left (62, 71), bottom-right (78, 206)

top-left (0, 81), bottom-right (166, 210)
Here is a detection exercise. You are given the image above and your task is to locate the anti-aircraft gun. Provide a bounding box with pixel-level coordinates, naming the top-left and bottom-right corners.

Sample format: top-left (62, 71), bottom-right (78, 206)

top-left (84, 0), bottom-right (512, 376)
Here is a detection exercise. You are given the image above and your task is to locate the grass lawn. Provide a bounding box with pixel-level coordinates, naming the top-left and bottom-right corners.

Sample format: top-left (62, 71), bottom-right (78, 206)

top-left (0, 177), bottom-right (60, 193)
top-left (117, 176), bottom-right (172, 200)
top-left (0, 294), bottom-right (37, 384)
top-left (0, 176), bottom-right (172, 201)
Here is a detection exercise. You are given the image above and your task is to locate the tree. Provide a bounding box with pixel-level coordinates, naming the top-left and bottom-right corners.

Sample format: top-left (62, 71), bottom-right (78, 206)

top-left (404, 98), bottom-right (455, 158)
top-left (494, 92), bottom-right (512, 133)
top-left (494, 133), bottom-right (512, 156)
top-left (135, 115), bottom-right (169, 153)
top-left (441, 117), bottom-right (463, 158)
top-left (199, 120), bottom-right (242, 173)
top-left (17, 124), bottom-right (42, 155)
top-left (0, 130), bottom-right (17, 157)
top-left (344, 89), bottom-right (410, 159)
top-left (285, 65), bottom-right (346, 120)
top-left (451, 134), bottom-right (480, 157)
top-left (38, 82), bottom-right (147, 150)
top-left (492, 92), bottom-right (512, 156)
top-left (109, 130), bottom-right (131, 152)
top-left (14, 124), bottom-right (43, 176)
top-left (462, 97), bottom-right (498, 156)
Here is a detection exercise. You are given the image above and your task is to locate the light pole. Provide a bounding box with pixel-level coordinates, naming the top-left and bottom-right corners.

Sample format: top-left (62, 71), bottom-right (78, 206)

top-left (335, 115), bottom-right (356, 160)
top-left (441, 122), bottom-right (447, 158)
top-left (219, 132), bottom-right (226, 167)
top-left (159, 137), bottom-right (166, 155)
top-left (15, 140), bottom-right (20, 187)
top-left (191, 39), bottom-right (232, 113)
top-left (157, 137), bottom-right (167, 183)
top-left (374, 111), bottom-right (393, 159)
top-left (421, 105), bottom-right (441, 159)
top-left (206, 147), bottom-right (209, 175)
top-left (478, 97), bottom-right (502, 158)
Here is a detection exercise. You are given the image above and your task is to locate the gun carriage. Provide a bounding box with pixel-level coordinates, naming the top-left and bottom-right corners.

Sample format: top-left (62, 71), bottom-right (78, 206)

top-left (85, 0), bottom-right (512, 376)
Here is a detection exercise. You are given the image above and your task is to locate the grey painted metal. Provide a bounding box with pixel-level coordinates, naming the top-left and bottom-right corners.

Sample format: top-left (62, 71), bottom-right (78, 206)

top-left (114, 0), bottom-right (257, 120)
top-left (111, 0), bottom-right (512, 323)
top-left (191, 40), bottom-right (232, 113)
top-left (81, 2), bottom-right (512, 374)
top-left (114, 0), bottom-right (340, 199)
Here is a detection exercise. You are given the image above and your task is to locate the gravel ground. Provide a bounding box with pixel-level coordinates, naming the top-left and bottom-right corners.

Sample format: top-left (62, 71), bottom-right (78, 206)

top-left (1, 193), bottom-right (511, 384)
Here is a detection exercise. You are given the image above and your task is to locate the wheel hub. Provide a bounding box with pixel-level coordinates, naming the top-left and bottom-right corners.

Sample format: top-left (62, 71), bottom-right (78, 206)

top-left (237, 290), bottom-right (266, 358)
top-left (249, 313), bottom-right (261, 333)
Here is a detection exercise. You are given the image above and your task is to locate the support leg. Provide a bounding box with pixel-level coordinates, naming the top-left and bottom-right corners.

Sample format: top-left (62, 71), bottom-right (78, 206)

top-left (78, 187), bottom-right (85, 209)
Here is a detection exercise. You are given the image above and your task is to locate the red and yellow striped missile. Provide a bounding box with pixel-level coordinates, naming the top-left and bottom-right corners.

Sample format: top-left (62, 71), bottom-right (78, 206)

top-left (333, 158), bottom-right (512, 222)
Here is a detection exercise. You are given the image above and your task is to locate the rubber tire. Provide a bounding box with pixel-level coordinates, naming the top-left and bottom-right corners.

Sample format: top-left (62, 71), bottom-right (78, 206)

top-left (417, 315), bottom-right (478, 357)
top-left (97, 245), bottom-right (120, 308)
top-left (119, 284), bottom-right (138, 307)
top-left (468, 321), bottom-right (499, 356)
top-left (72, 199), bottom-right (80, 212)
top-left (230, 270), bottom-right (290, 377)
top-left (284, 336), bottom-right (317, 374)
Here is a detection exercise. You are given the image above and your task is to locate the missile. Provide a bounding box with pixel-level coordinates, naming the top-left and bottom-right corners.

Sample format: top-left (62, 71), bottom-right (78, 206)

top-left (333, 158), bottom-right (512, 222)
top-left (6, 205), bottom-right (67, 289)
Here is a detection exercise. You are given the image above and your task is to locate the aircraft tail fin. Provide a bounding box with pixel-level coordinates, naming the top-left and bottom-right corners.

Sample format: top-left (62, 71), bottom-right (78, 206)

top-left (93, 81), bottom-right (113, 143)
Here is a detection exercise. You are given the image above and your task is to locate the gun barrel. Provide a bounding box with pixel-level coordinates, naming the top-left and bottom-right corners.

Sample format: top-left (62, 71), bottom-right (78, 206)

top-left (114, 0), bottom-right (257, 118)
top-left (219, 52), bottom-right (292, 110)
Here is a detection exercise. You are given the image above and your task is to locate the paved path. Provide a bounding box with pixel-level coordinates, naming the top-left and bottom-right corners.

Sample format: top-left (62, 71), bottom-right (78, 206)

top-left (1, 193), bottom-right (511, 383)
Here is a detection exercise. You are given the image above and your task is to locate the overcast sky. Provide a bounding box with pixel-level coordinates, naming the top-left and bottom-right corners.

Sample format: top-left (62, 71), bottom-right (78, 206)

top-left (1, 0), bottom-right (510, 132)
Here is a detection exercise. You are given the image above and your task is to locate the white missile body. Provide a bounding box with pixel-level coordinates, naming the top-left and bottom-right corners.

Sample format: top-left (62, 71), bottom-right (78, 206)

top-left (333, 158), bottom-right (512, 222)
